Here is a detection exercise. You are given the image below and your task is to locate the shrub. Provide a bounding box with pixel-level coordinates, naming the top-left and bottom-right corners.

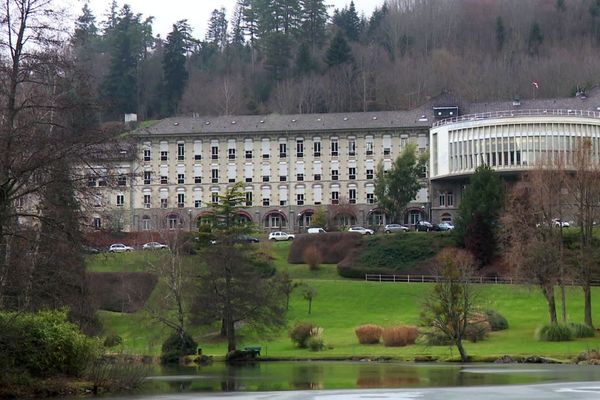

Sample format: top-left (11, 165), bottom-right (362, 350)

top-left (103, 334), bottom-right (123, 348)
top-left (568, 322), bottom-right (596, 338)
top-left (382, 326), bottom-right (418, 347)
top-left (465, 322), bottom-right (488, 343)
top-left (307, 336), bottom-right (325, 351)
top-left (355, 324), bottom-right (383, 344)
top-left (303, 244), bottom-right (322, 270)
top-left (160, 332), bottom-right (198, 364)
top-left (288, 232), bottom-right (362, 264)
top-left (418, 328), bottom-right (452, 346)
top-left (485, 310), bottom-right (509, 331)
top-left (290, 323), bottom-right (316, 348)
top-left (536, 323), bottom-right (573, 342)
top-left (0, 310), bottom-right (98, 378)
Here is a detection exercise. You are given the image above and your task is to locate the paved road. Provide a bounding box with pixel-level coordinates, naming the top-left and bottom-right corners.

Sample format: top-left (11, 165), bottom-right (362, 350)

top-left (106, 382), bottom-right (600, 400)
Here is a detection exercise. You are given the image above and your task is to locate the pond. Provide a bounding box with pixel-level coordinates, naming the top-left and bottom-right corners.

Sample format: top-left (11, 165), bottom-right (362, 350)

top-left (114, 361), bottom-right (600, 396)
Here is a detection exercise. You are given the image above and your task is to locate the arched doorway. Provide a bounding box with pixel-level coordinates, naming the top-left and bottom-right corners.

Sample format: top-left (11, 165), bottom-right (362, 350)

top-left (441, 213), bottom-right (453, 222)
top-left (165, 213), bottom-right (182, 230)
top-left (367, 208), bottom-right (388, 228)
top-left (235, 210), bottom-right (253, 224)
top-left (196, 211), bottom-right (214, 227)
top-left (263, 210), bottom-right (287, 230)
top-left (298, 209), bottom-right (314, 230)
top-left (405, 208), bottom-right (426, 226)
top-left (333, 211), bottom-right (356, 230)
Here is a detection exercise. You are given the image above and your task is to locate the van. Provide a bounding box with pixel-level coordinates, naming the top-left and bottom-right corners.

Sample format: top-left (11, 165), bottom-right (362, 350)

top-left (307, 227), bottom-right (326, 234)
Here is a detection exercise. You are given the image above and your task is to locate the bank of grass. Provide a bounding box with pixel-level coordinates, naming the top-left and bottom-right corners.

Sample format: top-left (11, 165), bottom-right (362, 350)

top-left (90, 239), bottom-right (600, 361)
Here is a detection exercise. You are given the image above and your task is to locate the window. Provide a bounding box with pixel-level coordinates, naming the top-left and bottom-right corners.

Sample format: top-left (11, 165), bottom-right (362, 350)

top-left (211, 145), bottom-right (218, 159)
top-left (367, 193), bottom-right (374, 204)
top-left (93, 217), bottom-right (101, 230)
top-left (447, 192), bottom-right (454, 207)
top-left (143, 194), bottom-right (151, 208)
top-left (87, 176), bottom-right (96, 187)
top-left (177, 193), bottom-right (185, 208)
top-left (178, 143), bottom-right (185, 160)
top-left (263, 198), bottom-right (270, 206)
top-left (161, 151), bottom-right (168, 161)
top-left (143, 149), bottom-right (151, 161)
top-left (331, 170), bottom-right (339, 180)
top-left (263, 176), bottom-right (270, 182)
top-left (116, 194), bottom-right (124, 206)
top-left (365, 136), bottom-right (374, 155)
top-left (246, 150), bottom-right (253, 158)
top-left (439, 193), bottom-right (446, 207)
top-left (167, 215), bottom-right (179, 230)
top-left (245, 191), bottom-right (253, 206)
top-left (297, 193), bottom-right (304, 205)
top-left (366, 169), bottom-right (373, 179)
top-left (161, 175), bottom-right (168, 184)
top-left (143, 171), bottom-right (151, 185)
top-left (228, 148), bottom-right (236, 159)
top-left (314, 141), bottom-right (321, 157)
top-left (161, 198), bottom-right (168, 208)
top-left (383, 134), bottom-right (391, 155)
top-left (211, 192), bottom-right (219, 205)
top-left (296, 139), bottom-right (304, 157)
top-left (211, 168), bottom-right (219, 183)
top-left (331, 190), bottom-right (339, 204)
top-left (297, 173), bottom-right (304, 181)
top-left (348, 138), bottom-right (356, 156)
top-left (178, 174), bottom-right (185, 184)
top-left (314, 174), bottom-right (321, 180)
top-left (279, 143), bottom-right (287, 158)
top-left (420, 165), bottom-right (428, 178)
top-left (195, 199), bottom-right (202, 208)
top-left (262, 164), bottom-right (270, 182)
top-left (98, 178), bottom-right (107, 187)
top-left (331, 138), bottom-right (338, 156)
top-left (244, 163), bottom-right (253, 182)
top-left (194, 140), bottom-right (202, 160)
top-left (348, 167), bottom-right (356, 180)
top-left (245, 138), bottom-right (253, 159)
top-left (262, 138), bottom-right (270, 158)
top-left (142, 216), bottom-right (151, 231)
top-left (349, 188), bottom-right (357, 204)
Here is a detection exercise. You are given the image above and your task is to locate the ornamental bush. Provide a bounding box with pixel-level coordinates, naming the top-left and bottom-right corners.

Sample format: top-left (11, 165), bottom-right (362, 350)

top-left (484, 310), bottom-right (509, 331)
top-left (290, 323), bottom-right (316, 348)
top-left (382, 326), bottom-right (418, 347)
top-left (536, 323), bottom-right (573, 342)
top-left (0, 310), bottom-right (98, 378)
top-left (354, 324), bottom-right (383, 344)
top-left (160, 332), bottom-right (198, 364)
top-left (568, 322), bottom-right (595, 338)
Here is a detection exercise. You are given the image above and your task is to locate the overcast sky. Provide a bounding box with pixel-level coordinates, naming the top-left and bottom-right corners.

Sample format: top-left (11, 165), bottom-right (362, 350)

top-left (66, 0), bottom-right (384, 39)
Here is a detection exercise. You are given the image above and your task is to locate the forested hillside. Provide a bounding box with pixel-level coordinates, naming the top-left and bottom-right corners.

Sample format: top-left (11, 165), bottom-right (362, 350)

top-left (73, 0), bottom-right (600, 122)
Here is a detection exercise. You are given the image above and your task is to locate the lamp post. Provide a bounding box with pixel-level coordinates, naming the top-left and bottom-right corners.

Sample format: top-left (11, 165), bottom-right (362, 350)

top-left (188, 209), bottom-right (192, 232)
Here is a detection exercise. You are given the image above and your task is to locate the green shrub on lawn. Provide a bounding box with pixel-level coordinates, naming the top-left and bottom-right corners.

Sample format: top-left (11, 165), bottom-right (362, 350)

top-left (290, 323), bottom-right (316, 348)
top-left (307, 336), bottom-right (325, 351)
top-left (536, 323), bottom-right (573, 342)
top-left (103, 334), bottom-right (123, 348)
top-left (160, 332), bottom-right (198, 364)
top-left (485, 310), bottom-right (509, 331)
top-left (0, 310), bottom-right (98, 378)
top-left (568, 322), bottom-right (595, 338)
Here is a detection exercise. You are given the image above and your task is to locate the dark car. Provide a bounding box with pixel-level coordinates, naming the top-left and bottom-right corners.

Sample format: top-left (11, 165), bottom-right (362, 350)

top-left (237, 234), bottom-right (260, 243)
top-left (416, 221), bottom-right (434, 232)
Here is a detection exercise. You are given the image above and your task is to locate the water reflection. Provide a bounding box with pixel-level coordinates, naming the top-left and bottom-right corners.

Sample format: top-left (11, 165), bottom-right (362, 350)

top-left (139, 362), bottom-right (600, 396)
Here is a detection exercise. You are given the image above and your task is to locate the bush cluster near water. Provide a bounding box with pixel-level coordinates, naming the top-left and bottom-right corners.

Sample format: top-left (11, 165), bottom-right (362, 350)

top-left (160, 332), bottom-right (198, 364)
top-left (0, 310), bottom-right (98, 380)
top-left (536, 322), bottom-right (596, 342)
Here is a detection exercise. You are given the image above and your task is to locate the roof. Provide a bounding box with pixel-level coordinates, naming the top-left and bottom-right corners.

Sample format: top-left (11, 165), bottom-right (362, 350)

top-left (135, 109), bottom-right (433, 137)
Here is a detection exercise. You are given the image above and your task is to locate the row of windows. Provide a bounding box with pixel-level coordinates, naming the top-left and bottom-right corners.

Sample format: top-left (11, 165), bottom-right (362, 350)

top-left (142, 136), bottom-right (417, 162)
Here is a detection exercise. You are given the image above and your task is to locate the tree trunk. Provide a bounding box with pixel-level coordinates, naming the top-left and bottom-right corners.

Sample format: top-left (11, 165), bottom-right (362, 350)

top-left (456, 338), bottom-right (468, 362)
top-left (584, 283), bottom-right (593, 328)
top-left (543, 285), bottom-right (558, 324)
top-left (226, 317), bottom-right (236, 352)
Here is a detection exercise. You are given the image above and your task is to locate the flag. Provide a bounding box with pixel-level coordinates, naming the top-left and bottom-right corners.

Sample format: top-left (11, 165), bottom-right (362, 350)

top-left (532, 81), bottom-right (539, 89)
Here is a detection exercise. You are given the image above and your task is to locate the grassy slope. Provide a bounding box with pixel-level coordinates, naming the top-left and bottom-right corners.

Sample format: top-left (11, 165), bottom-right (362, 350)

top-left (91, 240), bottom-right (600, 360)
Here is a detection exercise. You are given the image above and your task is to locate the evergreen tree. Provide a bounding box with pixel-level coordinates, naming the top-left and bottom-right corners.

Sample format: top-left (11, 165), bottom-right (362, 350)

top-left (295, 41), bottom-right (316, 75)
top-left (495, 16), bottom-right (506, 52)
top-left (231, 1), bottom-right (246, 46)
top-left (332, 1), bottom-right (362, 42)
top-left (528, 21), bottom-right (544, 55)
top-left (366, 4), bottom-right (388, 44)
top-left (206, 7), bottom-right (229, 51)
top-left (162, 20), bottom-right (192, 116)
top-left (72, 4), bottom-right (98, 48)
top-left (299, 0), bottom-right (328, 49)
top-left (264, 31), bottom-right (292, 79)
top-left (325, 30), bottom-right (354, 67)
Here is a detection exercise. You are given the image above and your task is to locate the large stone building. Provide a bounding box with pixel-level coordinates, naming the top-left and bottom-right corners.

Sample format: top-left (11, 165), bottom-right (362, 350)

top-left (87, 89), bottom-right (600, 233)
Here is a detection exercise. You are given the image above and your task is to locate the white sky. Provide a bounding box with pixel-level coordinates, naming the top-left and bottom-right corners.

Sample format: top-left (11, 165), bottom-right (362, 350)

top-left (66, 0), bottom-right (384, 39)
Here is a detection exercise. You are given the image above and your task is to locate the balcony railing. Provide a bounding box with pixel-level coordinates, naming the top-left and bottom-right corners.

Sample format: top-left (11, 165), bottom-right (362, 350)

top-left (433, 109), bottom-right (600, 128)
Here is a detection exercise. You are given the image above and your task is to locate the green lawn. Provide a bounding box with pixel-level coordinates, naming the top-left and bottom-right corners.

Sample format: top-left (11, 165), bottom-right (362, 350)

top-left (89, 241), bottom-right (600, 361)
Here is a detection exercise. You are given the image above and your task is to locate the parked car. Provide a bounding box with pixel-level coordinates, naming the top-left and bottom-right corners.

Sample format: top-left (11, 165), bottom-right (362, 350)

top-left (307, 227), bottom-right (327, 234)
top-left (552, 219), bottom-right (570, 228)
top-left (108, 243), bottom-right (134, 253)
top-left (236, 234), bottom-right (260, 243)
top-left (82, 245), bottom-right (100, 254)
top-left (436, 222), bottom-right (455, 231)
top-left (142, 241), bottom-right (169, 250)
top-left (348, 226), bottom-right (374, 235)
top-left (384, 224), bottom-right (410, 233)
top-left (416, 221), bottom-right (434, 232)
top-left (268, 231), bottom-right (295, 241)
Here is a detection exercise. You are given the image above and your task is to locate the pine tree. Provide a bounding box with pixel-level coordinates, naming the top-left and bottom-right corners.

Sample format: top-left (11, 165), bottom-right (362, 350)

top-left (162, 20), bottom-right (192, 116)
top-left (495, 16), bottom-right (506, 52)
top-left (528, 21), bottom-right (544, 55)
top-left (325, 30), bottom-right (354, 67)
top-left (333, 1), bottom-right (362, 42)
top-left (206, 8), bottom-right (229, 51)
top-left (295, 42), bottom-right (316, 75)
top-left (299, 0), bottom-right (328, 49)
top-left (72, 4), bottom-right (98, 48)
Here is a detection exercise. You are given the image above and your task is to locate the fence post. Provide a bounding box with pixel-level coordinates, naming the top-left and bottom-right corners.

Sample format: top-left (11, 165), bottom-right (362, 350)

top-left (379, 274), bottom-right (382, 282)
top-left (393, 275), bottom-right (396, 283)
top-left (495, 276), bottom-right (498, 284)
top-left (408, 275), bottom-right (410, 283)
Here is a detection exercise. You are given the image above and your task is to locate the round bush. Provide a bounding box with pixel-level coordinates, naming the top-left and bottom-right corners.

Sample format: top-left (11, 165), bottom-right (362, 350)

top-left (536, 323), bottom-right (573, 342)
top-left (485, 310), bottom-right (509, 331)
top-left (103, 334), bottom-right (123, 348)
top-left (355, 324), bottom-right (383, 344)
top-left (160, 332), bottom-right (198, 364)
top-left (568, 322), bottom-right (596, 338)
top-left (307, 336), bottom-right (324, 351)
top-left (290, 323), bottom-right (315, 348)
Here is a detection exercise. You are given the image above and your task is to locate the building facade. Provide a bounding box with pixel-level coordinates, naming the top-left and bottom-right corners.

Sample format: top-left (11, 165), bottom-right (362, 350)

top-left (88, 111), bottom-right (432, 233)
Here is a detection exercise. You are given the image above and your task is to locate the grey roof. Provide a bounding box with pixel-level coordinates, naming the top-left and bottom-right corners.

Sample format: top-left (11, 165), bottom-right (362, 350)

top-left (136, 109), bottom-right (433, 137)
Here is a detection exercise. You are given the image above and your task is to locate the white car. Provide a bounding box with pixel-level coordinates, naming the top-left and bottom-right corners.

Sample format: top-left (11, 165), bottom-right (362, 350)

top-left (384, 224), bottom-right (410, 233)
top-left (552, 219), bottom-right (570, 228)
top-left (142, 242), bottom-right (169, 250)
top-left (348, 226), bottom-right (374, 235)
top-left (108, 243), bottom-right (134, 253)
top-left (268, 231), bottom-right (295, 241)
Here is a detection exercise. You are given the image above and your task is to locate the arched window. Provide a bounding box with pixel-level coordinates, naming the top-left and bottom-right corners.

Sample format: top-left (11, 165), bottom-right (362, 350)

top-left (264, 210), bottom-right (287, 229)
